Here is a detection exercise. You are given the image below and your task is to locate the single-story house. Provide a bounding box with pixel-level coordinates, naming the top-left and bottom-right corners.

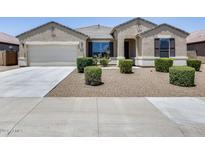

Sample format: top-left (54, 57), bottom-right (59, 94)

top-left (17, 18), bottom-right (189, 66)
top-left (187, 29), bottom-right (205, 63)
top-left (0, 32), bottom-right (19, 66)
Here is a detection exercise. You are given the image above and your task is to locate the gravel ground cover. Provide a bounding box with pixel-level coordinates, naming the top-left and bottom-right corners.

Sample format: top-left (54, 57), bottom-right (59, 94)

top-left (47, 65), bottom-right (205, 97)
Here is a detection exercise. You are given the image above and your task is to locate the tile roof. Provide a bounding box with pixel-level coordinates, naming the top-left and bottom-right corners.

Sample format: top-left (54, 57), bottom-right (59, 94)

top-left (76, 25), bottom-right (113, 39)
top-left (139, 23), bottom-right (189, 36)
top-left (0, 32), bottom-right (19, 45)
top-left (186, 29), bottom-right (205, 44)
top-left (17, 21), bottom-right (88, 39)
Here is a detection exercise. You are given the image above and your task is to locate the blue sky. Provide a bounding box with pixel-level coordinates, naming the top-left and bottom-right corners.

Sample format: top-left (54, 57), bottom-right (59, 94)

top-left (1, 17), bottom-right (205, 36)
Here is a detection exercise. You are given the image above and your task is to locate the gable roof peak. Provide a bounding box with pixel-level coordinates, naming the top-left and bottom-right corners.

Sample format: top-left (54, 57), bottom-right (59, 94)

top-left (160, 23), bottom-right (169, 26)
top-left (159, 23), bottom-right (189, 35)
top-left (111, 17), bottom-right (157, 33)
top-left (17, 21), bottom-right (88, 39)
top-left (138, 23), bottom-right (189, 37)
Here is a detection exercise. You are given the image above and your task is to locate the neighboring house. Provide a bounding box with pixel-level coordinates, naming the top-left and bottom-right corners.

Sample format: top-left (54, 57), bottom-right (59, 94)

top-left (0, 32), bottom-right (19, 66)
top-left (187, 29), bottom-right (205, 63)
top-left (17, 18), bottom-right (189, 66)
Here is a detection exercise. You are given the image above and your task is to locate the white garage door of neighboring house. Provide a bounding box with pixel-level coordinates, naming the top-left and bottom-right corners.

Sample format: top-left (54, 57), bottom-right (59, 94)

top-left (28, 44), bottom-right (78, 66)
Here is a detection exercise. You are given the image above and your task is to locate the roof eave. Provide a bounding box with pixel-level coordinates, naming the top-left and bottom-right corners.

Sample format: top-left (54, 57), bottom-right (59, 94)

top-left (113, 17), bottom-right (157, 30)
top-left (110, 28), bottom-right (117, 35)
top-left (16, 21), bottom-right (89, 39)
top-left (139, 24), bottom-right (189, 37)
top-left (187, 40), bottom-right (205, 44)
top-left (0, 41), bottom-right (19, 45)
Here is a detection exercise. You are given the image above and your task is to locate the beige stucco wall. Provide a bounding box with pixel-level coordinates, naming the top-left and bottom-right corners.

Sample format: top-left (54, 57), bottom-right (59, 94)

top-left (113, 22), bottom-right (155, 57)
top-left (19, 26), bottom-right (87, 58)
top-left (141, 29), bottom-right (187, 57)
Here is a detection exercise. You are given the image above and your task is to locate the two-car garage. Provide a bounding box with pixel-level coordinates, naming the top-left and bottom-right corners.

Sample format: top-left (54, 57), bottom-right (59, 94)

top-left (17, 22), bottom-right (88, 66)
top-left (27, 42), bottom-right (79, 66)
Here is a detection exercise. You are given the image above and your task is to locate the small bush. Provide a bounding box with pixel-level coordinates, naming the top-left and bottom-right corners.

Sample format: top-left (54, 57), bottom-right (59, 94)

top-left (84, 66), bottom-right (103, 86)
top-left (100, 58), bottom-right (109, 67)
top-left (169, 66), bottom-right (195, 87)
top-left (76, 57), bottom-right (93, 73)
top-left (154, 58), bottom-right (173, 72)
top-left (119, 59), bottom-right (133, 73)
top-left (92, 56), bottom-right (98, 66)
top-left (187, 59), bottom-right (201, 71)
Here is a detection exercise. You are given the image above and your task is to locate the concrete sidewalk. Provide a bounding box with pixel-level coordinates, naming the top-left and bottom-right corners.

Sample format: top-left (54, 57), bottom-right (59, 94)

top-left (147, 97), bottom-right (205, 136)
top-left (0, 97), bottom-right (205, 137)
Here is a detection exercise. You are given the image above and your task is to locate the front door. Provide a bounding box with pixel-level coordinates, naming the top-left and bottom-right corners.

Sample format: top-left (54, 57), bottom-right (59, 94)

top-left (124, 41), bottom-right (129, 59)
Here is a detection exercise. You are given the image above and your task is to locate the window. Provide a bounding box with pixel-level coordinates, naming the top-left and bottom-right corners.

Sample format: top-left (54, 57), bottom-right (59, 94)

top-left (160, 39), bottom-right (170, 57)
top-left (88, 42), bottom-right (113, 57)
top-left (154, 38), bottom-right (175, 58)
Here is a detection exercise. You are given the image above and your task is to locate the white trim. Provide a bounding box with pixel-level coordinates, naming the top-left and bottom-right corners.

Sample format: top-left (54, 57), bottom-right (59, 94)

top-left (170, 56), bottom-right (188, 60)
top-left (157, 35), bottom-right (172, 38)
top-left (135, 56), bottom-right (188, 60)
top-left (136, 56), bottom-right (188, 60)
top-left (25, 41), bottom-right (80, 45)
top-left (135, 56), bottom-right (188, 66)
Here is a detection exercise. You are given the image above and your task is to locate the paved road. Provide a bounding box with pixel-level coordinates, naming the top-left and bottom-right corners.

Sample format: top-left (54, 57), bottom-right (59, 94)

top-left (0, 67), bottom-right (75, 97)
top-left (0, 97), bottom-right (205, 137)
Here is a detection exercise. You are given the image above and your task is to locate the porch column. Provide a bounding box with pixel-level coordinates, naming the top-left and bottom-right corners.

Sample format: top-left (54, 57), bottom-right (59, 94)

top-left (135, 38), bottom-right (138, 57)
top-left (135, 37), bottom-right (140, 66)
top-left (18, 43), bottom-right (28, 67)
top-left (117, 38), bottom-right (125, 65)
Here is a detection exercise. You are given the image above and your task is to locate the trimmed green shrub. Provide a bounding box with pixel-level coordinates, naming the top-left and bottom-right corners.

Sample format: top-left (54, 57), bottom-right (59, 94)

top-left (119, 59), bottom-right (133, 74)
top-left (84, 66), bottom-right (103, 86)
top-left (154, 58), bottom-right (173, 72)
top-left (100, 58), bottom-right (109, 67)
top-left (187, 59), bottom-right (201, 71)
top-left (76, 57), bottom-right (93, 73)
top-left (169, 66), bottom-right (195, 87)
top-left (92, 56), bottom-right (98, 66)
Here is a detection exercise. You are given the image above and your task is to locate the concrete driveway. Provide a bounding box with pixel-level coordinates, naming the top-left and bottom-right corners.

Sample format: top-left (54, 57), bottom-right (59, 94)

top-left (0, 97), bottom-right (205, 137)
top-left (0, 67), bottom-right (75, 97)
